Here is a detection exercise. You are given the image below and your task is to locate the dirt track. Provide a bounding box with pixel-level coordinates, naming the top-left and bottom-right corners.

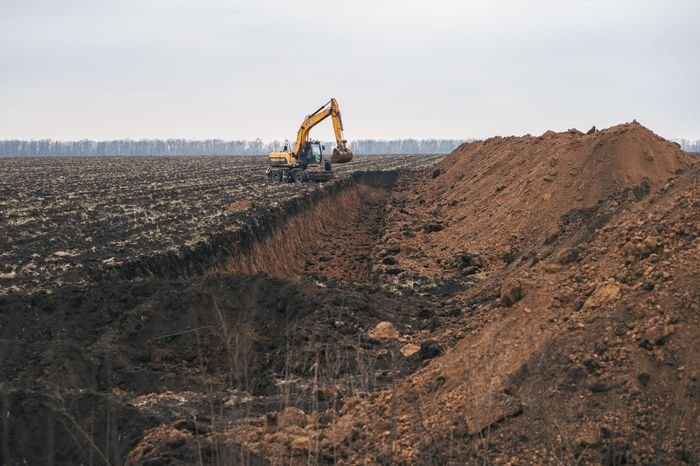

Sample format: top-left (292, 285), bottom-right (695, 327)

top-left (1, 125), bottom-right (699, 465)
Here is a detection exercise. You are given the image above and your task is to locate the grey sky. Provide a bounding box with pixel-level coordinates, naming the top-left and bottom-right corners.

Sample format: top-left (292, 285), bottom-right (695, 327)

top-left (1, 0), bottom-right (699, 141)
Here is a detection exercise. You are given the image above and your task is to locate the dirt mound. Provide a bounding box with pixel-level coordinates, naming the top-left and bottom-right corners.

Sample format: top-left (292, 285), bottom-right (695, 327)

top-left (303, 155), bottom-right (700, 462)
top-left (387, 121), bottom-right (695, 277)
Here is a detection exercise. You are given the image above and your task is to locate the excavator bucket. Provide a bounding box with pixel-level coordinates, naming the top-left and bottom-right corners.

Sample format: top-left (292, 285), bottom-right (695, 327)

top-left (330, 147), bottom-right (353, 164)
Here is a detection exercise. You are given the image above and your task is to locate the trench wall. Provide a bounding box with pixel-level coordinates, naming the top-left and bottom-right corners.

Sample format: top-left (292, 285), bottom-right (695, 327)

top-left (96, 171), bottom-right (398, 282)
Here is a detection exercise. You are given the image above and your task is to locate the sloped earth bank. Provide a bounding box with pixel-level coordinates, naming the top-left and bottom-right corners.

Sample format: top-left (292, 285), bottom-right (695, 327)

top-left (298, 123), bottom-right (697, 465)
top-left (2, 123), bottom-right (699, 465)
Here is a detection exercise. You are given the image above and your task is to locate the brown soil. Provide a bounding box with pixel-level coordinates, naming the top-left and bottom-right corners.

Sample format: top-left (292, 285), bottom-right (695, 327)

top-left (1, 123), bottom-right (699, 465)
top-left (388, 122), bottom-right (694, 278)
top-left (321, 165), bottom-right (700, 465)
top-left (228, 182), bottom-right (393, 283)
top-left (309, 123), bottom-right (699, 465)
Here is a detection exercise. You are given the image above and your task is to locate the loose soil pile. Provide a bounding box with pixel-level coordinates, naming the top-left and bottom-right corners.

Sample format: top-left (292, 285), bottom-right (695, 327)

top-left (1, 123), bottom-right (698, 465)
top-left (303, 123), bottom-right (698, 464)
top-left (386, 122), bottom-right (694, 278)
top-left (320, 164), bottom-right (700, 465)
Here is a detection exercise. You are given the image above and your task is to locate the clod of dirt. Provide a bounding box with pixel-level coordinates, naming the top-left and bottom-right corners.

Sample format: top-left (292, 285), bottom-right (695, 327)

top-left (382, 256), bottom-right (398, 265)
top-left (424, 223), bottom-right (444, 233)
top-left (278, 407), bottom-right (307, 429)
top-left (369, 321), bottom-right (400, 340)
top-left (419, 340), bottom-right (443, 359)
top-left (387, 243), bottom-right (401, 254)
top-left (583, 281), bottom-right (621, 309)
top-left (500, 279), bottom-right (525, 307)
top-left (400, 343), bottom-right (421, 357)
top-left (637, 372), bottom-right (651, 387)
top-left (554, 247), bottom-right (580, 265)
top-left (290, 436), bottom-right (311, 454)
top-left (225, 199), bottom-right (254, 213)
top-left (590, 382), bottom-right (609, 393)
top-left (456, 252), bottom-right (485, 276)
top-left (641, 320), bottom-right (673, 346)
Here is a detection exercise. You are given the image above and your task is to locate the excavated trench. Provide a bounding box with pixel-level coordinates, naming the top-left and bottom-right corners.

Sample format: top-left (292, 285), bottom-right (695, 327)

top-left (2, 170), bottom-right (443, 466)
top-left (101, 171), bottom-right (398, 283)
top-left (226, 174), bottom-right (395, 281)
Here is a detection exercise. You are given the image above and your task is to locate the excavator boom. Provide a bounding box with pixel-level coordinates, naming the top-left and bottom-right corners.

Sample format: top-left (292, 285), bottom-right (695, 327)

top-left (293, 98), bottom-right (353, 163)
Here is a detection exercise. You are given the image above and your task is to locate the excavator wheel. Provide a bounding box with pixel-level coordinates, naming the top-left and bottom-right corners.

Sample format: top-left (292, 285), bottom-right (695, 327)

top-left (270, 170), bottom-right (282, 183)
top-left (331, 148), bottom-right (353, 164)
top-left (293, 170), bottom-right (306, 183)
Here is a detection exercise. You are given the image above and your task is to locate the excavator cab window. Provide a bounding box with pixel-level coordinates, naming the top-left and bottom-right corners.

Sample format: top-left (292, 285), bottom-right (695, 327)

top-left (304, 142), bottom-right (323, 165)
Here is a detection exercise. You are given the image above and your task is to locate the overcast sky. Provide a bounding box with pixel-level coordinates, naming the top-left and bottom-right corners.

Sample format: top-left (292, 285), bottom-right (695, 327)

top-left (1, 0), bottom-right (698, 141)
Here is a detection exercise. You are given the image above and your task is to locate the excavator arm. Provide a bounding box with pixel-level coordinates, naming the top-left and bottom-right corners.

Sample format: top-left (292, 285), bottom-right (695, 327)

top-left (293, 98), bottom-right (353, 163)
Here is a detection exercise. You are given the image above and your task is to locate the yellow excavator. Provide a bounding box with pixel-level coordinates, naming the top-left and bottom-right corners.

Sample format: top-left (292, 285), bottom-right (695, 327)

top-left (267, 98), bottom-right (353, 183)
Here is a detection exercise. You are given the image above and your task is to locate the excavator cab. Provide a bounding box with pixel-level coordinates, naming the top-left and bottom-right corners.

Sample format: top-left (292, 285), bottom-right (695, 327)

top-left (302, 141), bottom-right (323, 166)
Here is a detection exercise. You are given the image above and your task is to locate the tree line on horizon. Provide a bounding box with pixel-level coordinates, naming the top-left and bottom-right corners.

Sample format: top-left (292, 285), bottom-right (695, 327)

top-left (0, 139), bottom-right (468, 157)
top-left (1, 138), bottom-right (697, 157)
top-left (674, 139), bottom-right (700, 153)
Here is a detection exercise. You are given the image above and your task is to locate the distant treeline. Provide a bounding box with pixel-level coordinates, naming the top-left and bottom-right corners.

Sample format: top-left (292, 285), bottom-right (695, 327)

top-left (350, 139), bottom-right (466, 155)
top-left (2, 137), bottom-right (698, 157)
top-left (0, 139), bottom-right (467, 156)
top-left (674, 139), bottom-right (700, 153)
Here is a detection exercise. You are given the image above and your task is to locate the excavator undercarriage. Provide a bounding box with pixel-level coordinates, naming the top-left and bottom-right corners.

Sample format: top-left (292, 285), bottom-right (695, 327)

top-left (266, 161), bottom-right (333, 183)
